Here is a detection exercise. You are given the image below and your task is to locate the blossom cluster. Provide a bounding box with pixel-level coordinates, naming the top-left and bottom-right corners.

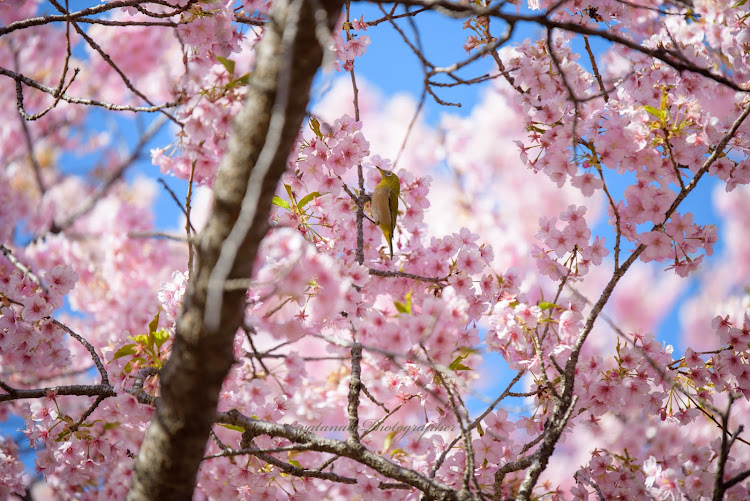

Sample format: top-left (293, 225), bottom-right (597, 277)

top-left (533, 205), bottom-right (608, 281)
top-left (0, 436), bottom-right (24, 499)
top-left (503, 3), bottom-right (750, 277)
top-left (332, 14), bottom-right (371, 71)
top-left (570, 313), bottom-right (750, 499)
top-left (0, 261), bottom-right (77, 375)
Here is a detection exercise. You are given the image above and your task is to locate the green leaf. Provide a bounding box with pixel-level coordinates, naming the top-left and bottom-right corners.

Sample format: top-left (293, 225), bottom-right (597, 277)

top-left (526, 124), bottom-right (545, 134)
top-left (732, 0), bottom-right (747, 7)
top-left (112, 344), bottom-right (137, 360)
top-left (152, 329), bottom-right (170, 348)
top-left (288, 459), bottom-right (302, 468)
top-left (216, 56), bottom-right (235, 75)
top-left (237, 73), bottom-right (251, 86)
top-left (449, 353), bottom-right (471, 371)
top-left (394, 290), bottom-right (412, 314)
top-left (218, 423), bottom-right (245, 432)
top-left (643, 105), bottom-right (665, 120)
top-left (149, 309), bottom-right (161, 335)
top-left (660, 91), bottom-right (669, 113)
top-left (383, 431), bottom-right (397, 452)
top-left (538, 301), bottom-right (559, 311)
top-left (284, 183), bottom-right (294, 202)
top-left (132, 334), bottom-right (149, 345)
top-left (272, 196), bottom-right (290, 210)
top-left (309, 117), bottom-right (321, 138)
top-left (298, 191), bottom-right (322, 209)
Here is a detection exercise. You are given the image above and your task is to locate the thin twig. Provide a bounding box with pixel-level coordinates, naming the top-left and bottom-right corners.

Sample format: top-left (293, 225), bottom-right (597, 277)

top-left (0, 245), bottom-right (47, 294)
top-left (157, 178), bottom-right (198, 234)
top-left (186, 159), bottom-right (197, 273)
top-left (53, 320), bottom-right (109, 385)
top-left (583, 35), bottom-right (608, 103)
top-left (68, 394), bottom-right (108, 433)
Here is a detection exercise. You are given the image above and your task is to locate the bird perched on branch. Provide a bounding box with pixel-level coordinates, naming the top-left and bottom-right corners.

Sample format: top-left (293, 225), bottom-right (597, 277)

top-left (370, 167), bottom-right (400, 259)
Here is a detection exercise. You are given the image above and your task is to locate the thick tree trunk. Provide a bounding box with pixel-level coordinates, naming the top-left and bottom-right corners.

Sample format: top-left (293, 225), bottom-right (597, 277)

top-left (127, 1), bottom-right (343, 499)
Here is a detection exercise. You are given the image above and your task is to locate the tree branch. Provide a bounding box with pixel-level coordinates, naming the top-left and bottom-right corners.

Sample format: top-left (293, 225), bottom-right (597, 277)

top-left (217, 409), bottom-right (473, 500)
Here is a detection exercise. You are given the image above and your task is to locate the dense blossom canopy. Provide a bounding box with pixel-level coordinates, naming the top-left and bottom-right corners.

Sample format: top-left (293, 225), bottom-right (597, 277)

top-left (2, 0), bottom-right (750, 499)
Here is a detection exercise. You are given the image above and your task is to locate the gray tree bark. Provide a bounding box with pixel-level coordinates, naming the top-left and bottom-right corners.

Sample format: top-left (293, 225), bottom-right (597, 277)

top-left (127, 0), bottom-right (344, 498)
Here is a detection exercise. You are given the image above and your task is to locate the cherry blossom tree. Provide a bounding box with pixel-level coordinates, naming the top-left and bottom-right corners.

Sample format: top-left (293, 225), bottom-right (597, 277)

top-left (2, 0), bottom-right (750, 500)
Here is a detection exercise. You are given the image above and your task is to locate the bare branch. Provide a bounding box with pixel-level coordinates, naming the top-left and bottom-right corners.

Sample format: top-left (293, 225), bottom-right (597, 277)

top-left (2, 66), bottom-right (180, 114)
top-left (218, 409), bottom-right (471, 499)
top-left (583, 35), bottom-right (608, 103)
top-left (347, 342), bottom-right (364, 442)
top-left (712, 396), bottom-right (740, 501)
top-left (368, 268), bottom-right (447, 283)
top-left (0, 383), bottom-right (116, 403)
top-left (157, 178), bottom-right (198, 234)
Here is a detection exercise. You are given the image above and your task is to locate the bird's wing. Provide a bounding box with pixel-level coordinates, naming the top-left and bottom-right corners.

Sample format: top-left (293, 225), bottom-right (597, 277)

top-left (388, 187), bottom-right (398, 230)
top-left (370, 186), bottom-right (389, 225)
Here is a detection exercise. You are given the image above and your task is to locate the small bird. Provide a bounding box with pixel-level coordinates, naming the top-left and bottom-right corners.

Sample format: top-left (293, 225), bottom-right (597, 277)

top-left (370, 167), bottom-right (400, 259)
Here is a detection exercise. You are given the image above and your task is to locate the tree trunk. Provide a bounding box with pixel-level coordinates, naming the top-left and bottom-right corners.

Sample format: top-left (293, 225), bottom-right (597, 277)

top-left (127, 0), bottom-right (344, 498)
